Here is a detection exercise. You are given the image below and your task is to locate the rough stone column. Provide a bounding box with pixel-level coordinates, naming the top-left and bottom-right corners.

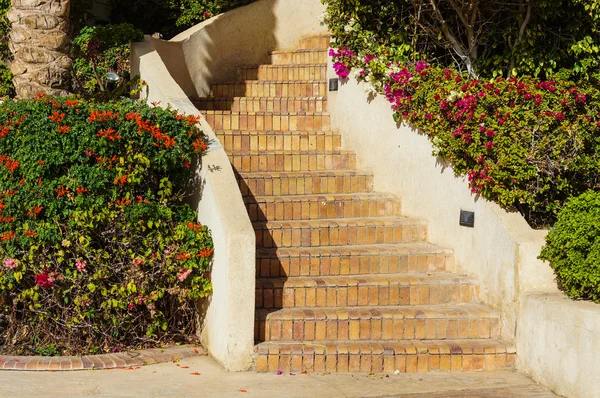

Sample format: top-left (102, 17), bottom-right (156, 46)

top-left (8, 0), bottom-right (71, 98)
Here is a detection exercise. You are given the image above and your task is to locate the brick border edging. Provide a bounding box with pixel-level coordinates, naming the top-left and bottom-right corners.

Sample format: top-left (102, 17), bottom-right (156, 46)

top-left (0, 345), bottom-right (206, 371)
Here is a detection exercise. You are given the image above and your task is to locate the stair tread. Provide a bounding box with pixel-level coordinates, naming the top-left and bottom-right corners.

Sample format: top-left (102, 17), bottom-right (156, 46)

top-left (215, 129), bottom-right (337, 135)
top-left (257, 303), bottom-right (500, 320)
top-left (193, 96), bottom-right (327, 101)
top-left (256, 272), bottom-right (477, 287)
top-left (239, 64), bottom-right (327, 70)
top-left (256, 339), bottom-right (516, 353)
top-left (203, 110), bottom-right (329, 116)
top-left (256, 242), bottom-right (451, 258)
top-left (214, 80), bottom-right (327, 85)
top-left (253, 216), bottom-right (426, 229)
top-left (231, 149), bottom-right (354, 155)
top-left (270, 49), bottom-right (328, 55)
top-left (247, 192), bottom-right (399, 203)
top-left (238, 170), bottom-right (371, 177)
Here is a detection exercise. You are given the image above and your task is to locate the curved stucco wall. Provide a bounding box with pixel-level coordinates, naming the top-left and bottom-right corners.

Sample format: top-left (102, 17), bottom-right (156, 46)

top-left (327, 67), bottom-right (600, 397)
top-left (153, 0), bottom-right (327, 98)
top-left (132, 37), bottom-right (255, 372)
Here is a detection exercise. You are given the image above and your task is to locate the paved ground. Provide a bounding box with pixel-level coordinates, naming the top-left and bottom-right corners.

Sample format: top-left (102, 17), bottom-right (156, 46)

top-left (0, 354), bottom-right (558, 398)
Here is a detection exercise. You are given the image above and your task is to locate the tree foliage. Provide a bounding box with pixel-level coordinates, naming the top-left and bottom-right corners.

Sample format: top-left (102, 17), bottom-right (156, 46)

top-left (323, 0), bottom-right (600, 79)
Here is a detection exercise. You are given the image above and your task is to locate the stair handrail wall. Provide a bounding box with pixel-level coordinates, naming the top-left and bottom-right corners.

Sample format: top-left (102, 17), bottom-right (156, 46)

top-left (132, 37), bottom-right (255, 372)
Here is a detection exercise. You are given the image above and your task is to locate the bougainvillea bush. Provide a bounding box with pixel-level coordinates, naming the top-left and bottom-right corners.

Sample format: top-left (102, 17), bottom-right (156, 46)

top-left (0, 96), bottom-right (213, 355)
top-left (329, 47), bottom-right (600, 227)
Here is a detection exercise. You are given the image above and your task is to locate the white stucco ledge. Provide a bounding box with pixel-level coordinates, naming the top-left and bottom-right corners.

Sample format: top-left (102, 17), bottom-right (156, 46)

top-left (518, 292), bottom-right (600, 398)
top-left (132, 37), bottom-right (255, 372)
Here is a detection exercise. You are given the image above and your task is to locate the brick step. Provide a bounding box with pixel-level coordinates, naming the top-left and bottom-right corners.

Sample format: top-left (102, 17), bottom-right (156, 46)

top-left (239, 64), bottom-right (328, 81)
top-left (205, 112), bottom-right (331, 132)
top-left (229, 150), bottom-right (356, 173)
top-left (245, 193), bottom-right (401, 222)
top-left (209, 81), bottom-right (327, 98)
top-left (193, 96), bottom-right (327, 113)
top-left (255, 243), bottom-right (451, 278)
top-left (217, 130), bottom-right (341, 152)
top-left (297, 35), bottom-right (331, 50)
top-left (270, 49), bottom-right (328, 65)
top-left (236, 170), bottom-right (374, 197)
top-left (254, 217), bottom-right (428, 248)
top-left (255, 273), bottom-right (479, 310)
top-left (255, 339), bottom-right (516, 373)
top-left (255, 304), bottom-right (501, 342)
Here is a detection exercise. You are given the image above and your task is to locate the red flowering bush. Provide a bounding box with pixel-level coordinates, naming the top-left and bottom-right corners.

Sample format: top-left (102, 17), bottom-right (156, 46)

top-left (0, 96), bottom-right (213, 355)
top-left (329, 48), bottom-right (600, 227)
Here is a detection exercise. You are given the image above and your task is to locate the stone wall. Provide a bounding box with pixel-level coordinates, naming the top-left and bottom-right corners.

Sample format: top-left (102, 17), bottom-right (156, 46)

top-left (8, 0), bottom-right (71, 98)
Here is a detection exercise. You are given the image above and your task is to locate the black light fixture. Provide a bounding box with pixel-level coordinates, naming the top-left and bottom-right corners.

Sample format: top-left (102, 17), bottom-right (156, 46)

top-left (329, 78), bottom-right (339, 92)
top-left (459, 210), bottom-right (475, 228)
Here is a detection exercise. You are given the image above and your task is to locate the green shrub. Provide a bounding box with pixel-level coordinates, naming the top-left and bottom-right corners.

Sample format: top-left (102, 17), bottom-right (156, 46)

top-left (72, 23), bottom-right (144, 100)
top-left (540, 191), bottom-right (600, 302)
top-left (0, 96), bottom-right (213, 355)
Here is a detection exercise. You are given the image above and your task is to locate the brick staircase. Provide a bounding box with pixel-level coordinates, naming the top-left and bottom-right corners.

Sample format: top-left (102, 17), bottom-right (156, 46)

top-left (192, 34), bottom-right (516, 374)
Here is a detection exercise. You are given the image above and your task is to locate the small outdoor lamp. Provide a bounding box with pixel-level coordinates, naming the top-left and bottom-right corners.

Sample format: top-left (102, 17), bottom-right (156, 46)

top-left (105, 72), bottom-right (121, 90)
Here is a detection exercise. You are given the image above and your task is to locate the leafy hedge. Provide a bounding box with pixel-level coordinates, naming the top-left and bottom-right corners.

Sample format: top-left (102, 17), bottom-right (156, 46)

top-left (0, 96), bottom-right (213, 355)
top-left (109, 0), bottom-right (256, 38)
top-left (540, 191), bottom-right (600, 302)
top-left (329, 47), bottom-right (600, 227)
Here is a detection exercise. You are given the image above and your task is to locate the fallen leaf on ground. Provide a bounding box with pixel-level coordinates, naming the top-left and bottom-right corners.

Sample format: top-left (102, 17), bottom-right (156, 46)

top-left (300, 371), bottom-right (307, 375)
top-left (193, 348), bottom-right (200, 355)
top-left (240, 390), bottom-right (247, 393)
top-left (180, 366), bottom-right (189, 369)
top-left (190, 372), bottom-right (201, 375)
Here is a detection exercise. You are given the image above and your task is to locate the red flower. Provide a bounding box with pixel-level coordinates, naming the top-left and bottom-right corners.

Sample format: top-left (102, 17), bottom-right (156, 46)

top-left (97, 128), bottom-right (122, 141)
top-left (1, 231), bottom-right (14, 241)
top-left (24, 229), bottom-right (37, 237)
top-left (55, 185), bottom-right (69, 198)
top-left (48, 111), bottom-right (65, 123)
top-left (58, 125), bottom-right (70, 134)
top-left (26, 205), bottom-right (43, 218)
top-left (35, 272), bottom-right (54, 288)
top-left (114, 175), bottom-right (128, 185)
top-left (76, 187), bottom-right (88, 195)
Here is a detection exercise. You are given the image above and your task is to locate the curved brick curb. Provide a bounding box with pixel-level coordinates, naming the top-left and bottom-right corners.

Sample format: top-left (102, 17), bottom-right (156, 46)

top-left (0, 345), bottom-right (206, 371)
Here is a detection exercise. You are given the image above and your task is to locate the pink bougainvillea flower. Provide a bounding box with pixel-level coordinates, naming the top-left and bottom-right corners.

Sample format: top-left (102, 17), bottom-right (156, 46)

top-left (133, 258), bottom-right (144, 265)
top-left (178, 268), bottom-right (192, 282)
top-left (3, 258), bottom-right (18, 269)
top-left (76, 259), bottom-right (87, 272)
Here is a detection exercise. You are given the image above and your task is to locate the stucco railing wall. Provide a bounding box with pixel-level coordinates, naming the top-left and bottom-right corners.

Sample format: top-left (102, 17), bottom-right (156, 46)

top-left (152, 0), bottom-right (328, 98)
top-left (327, 68), bottom-right (600, 397)
top-left (132, 37), bottom-right (255, 372)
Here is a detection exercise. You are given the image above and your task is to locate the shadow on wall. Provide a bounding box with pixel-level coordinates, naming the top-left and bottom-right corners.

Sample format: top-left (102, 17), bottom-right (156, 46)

top-left (150, 0), bottom-right (278, 98)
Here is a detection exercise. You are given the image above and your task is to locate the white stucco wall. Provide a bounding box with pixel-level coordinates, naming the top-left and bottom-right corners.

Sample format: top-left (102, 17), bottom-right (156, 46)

top-left (133, 38), bottom-right (255, 372)
top-left (153, 0), bottom-right (327, 97)
top-left (327, 70), bottom-right (600, 398)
